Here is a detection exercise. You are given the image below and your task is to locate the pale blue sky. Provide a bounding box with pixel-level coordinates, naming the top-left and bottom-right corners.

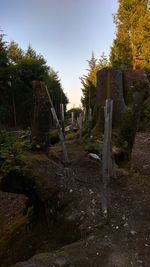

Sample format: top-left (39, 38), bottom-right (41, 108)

top-left (0, 0), bottom-right (118, 109)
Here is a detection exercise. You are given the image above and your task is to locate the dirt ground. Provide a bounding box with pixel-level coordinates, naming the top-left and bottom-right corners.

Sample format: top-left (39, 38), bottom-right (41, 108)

top-left (0, 192), bottom-right (27, 231)
top-left (0, 132), bottom-right (150, 267)
top-left (63, 132), bottom-right (150, 266)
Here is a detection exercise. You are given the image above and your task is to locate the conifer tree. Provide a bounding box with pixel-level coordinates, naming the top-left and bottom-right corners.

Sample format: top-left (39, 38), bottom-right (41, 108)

top-left (110, 0), bottom-right (150, 73)
top-left (80, 53), bottom-right (108, 110)
top-left (8, 41), bottom-right (23, 64)
top-left (0, 33), bottom-right (68, 128)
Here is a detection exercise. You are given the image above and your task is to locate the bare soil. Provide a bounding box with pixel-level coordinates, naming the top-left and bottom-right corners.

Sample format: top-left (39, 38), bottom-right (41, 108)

top-left (0, 132), bottom-right (150, 267)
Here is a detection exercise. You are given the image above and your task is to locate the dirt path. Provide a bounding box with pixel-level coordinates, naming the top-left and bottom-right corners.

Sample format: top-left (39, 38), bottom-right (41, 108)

top-left (132, 132), bottom-right (150, 175)
top-left (65, 134), bottom-right (150, 266)
top-left (35, 133), bottom-right (150, 267)
top-left (49, 133), bottom-right (150, 266)
top-left (0, 132), bottom-right (150, 267)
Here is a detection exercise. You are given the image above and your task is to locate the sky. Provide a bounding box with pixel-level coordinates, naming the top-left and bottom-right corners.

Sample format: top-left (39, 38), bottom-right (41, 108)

top-left (0, 0), bottom-right (118, 109)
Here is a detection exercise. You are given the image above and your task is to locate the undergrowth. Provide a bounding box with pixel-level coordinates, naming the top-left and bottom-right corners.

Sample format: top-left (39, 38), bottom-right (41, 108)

top-left (0, 130), bottom-right (32, 178)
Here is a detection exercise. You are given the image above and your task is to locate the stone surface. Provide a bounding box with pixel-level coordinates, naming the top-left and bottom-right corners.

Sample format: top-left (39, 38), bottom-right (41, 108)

top-left (96, 68), bottom-right (126, 123)
top-left (12, 234), bottom-right (134, 267)
top-left (32, 81), bottom-right (50, 148)
top-left (96, 68), bottom-right (150, 164)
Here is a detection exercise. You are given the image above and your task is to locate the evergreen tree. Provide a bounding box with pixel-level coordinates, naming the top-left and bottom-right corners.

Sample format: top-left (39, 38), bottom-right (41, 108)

top-left (110, 0), bottom-right (150, 73)
top-left (8, 45), bottom-right (49, 127)
top-left (0, 32), bottom-right (10, 87)
top-left (80, 53), bottom-right (108, 110)
top-left (0, 33), bottom-right (68, 129)
top-left (0, 32), bottom-right (12, 125)
top-left (8, 41), bottom-right (23, 64)
top-left (26, 44), bottom-right (37, 59)
top-left (45, 69), bottom-right (68, 119)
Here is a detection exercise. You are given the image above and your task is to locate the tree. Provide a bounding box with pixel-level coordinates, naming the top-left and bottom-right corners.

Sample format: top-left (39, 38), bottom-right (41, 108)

top-left (110, 0), bottom-right (150, 132)
top-left (26, 44), bottom-right (37, 59)
top-left (8, 41), bottom-right (23, 64)
top-left (110, 0), bottom-right (150, 73)
top-left (110, 26), bottom-right (133, 69)
top-left (80, 53), bottom-right (109, 136)
top-left (80, 53), bottom-right (108, 110)
top-left (45, 69), bottom-right (68, 121)
top-left (8, 46), bottom-right (49, 127)
top-left (0, 34), bottom-right (68, 129)
top-left (0, 31), bottom-right (12, 126)
top-left (12, 49), bottom-right (49, 127)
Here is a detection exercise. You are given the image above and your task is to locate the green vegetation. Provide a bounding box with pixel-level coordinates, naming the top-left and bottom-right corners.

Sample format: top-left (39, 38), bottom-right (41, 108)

top-left (0, 130), bottom-right (28, 178)
top-left (110, 0), bottom-right (150, 74)
top-left (0, 32), bottom-right (68, 129)
top-left (79, 53), bottom-right (109, 138)
top-left (109, 0), bottom-right (150, 131)
top-left (80, 0), bottom-right (150, 136)
top-left (80, 52), bottom-right (108, 111)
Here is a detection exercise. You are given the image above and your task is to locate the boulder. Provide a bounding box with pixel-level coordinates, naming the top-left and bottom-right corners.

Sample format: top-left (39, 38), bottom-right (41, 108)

top-left (12, 234), bottom-right (135, 267)
top-left (96, 68), bottom-right (150, 164)
top-left (32, 81), bottom-right (50, 149)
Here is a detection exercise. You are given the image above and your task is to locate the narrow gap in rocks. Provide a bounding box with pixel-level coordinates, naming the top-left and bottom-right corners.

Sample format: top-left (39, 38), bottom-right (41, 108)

top-left (0, 171), bottom-right (81, 267)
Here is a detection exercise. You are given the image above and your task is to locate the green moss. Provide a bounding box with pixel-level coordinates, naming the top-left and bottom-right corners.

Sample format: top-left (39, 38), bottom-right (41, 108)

top-left (65, 132), bottom-right (76, 141)
top-left (84, 142), bottom-right (102, 155)
top-left (0, 213), bottom-right (27, 264)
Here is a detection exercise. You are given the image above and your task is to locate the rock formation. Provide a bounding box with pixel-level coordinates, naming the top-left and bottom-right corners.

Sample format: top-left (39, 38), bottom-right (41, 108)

top-left (32, 81), bottom-right (50, 149)
top-left (96, 68), bottom-right (149, 164)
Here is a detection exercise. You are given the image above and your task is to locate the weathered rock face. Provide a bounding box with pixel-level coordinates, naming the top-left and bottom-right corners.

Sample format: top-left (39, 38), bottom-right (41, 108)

top-left (123, 70), bottom-right (149, 108)
top-left (12, 234), bottom-right (137, 267)
top-left (96, 69), bottom-right (126, 123)
top-left (32, 81), bottom-right (50, 149)
top-left (0, 149), bottom-right (102, 266)
top-left (0, 191), bottom-right (28, 267)
top-left (96, 68), bottom-right (150, 164)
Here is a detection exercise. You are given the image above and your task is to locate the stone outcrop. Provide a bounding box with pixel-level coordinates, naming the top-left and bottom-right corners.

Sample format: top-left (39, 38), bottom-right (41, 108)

top-left (32, 81), bottom-right (50, 149)
top-left (96, 69), bottom-right (126, 124)
top-left (0, 149), bottom-right (102, 266)
top-left (12, 233), bottom-right (137, 267)
top-left (96, 68), bottom-right (150, 164)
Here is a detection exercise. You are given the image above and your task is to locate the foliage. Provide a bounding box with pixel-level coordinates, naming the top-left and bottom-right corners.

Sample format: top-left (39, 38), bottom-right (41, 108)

top-left (109, 0), bottom-right (150, 132)
top-left (110, 27), bottom-right (133, 69)
top-left (0, 32), bottom-right (68, 129)
top-left (0, 32), bottom-right (10, 85)
top-left (84, 142), bottom-right (102, 155)
top-left (8, 41), bottom-right (23, 64)
top-left (65, 132), bottom-right (76, 141)
top-left (0, 131), bottom-right (28, 178)
top-left (45, 69), bottom-right (68, 120)
top-left (0, 32), bottom-right (12, 125)
top-left (80, 53), bottom-right (108, 110)
top-left (80, 53), bottom-right (108, 135)
top-left (0, 128), bottom-right (51, 178)
top-left (110, 0), bottom-right (150, 73)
